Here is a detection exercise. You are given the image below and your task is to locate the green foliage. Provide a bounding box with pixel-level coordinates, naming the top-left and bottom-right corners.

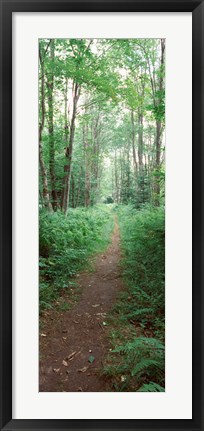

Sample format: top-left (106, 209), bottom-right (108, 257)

top-left (138, 382), bottom-right (165, 392)
top-left (39, 38), bottom-right (165, 212)
top-left (104, 204), bottom-right (165, 391)
top-left (104, 196), bottom-right (114, 204)
top-left (39, 205), bottom-right (114, 310)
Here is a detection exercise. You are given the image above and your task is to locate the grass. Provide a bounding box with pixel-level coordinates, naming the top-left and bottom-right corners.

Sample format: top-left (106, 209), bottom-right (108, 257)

top-left (104, 204), bottom-right (165, 392)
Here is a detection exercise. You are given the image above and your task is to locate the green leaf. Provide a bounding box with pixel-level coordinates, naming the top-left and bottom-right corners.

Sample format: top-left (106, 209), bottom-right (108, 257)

top-left (88, 355), bottom-right (95, 364)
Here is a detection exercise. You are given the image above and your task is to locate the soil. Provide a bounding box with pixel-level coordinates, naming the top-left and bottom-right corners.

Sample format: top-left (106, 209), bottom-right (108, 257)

top-left (39, 217), bottom-right (124, 392)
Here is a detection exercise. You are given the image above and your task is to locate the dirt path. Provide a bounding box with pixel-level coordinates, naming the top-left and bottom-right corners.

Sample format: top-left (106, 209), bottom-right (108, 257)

top-left (39, 216), bottom-right (124, 392)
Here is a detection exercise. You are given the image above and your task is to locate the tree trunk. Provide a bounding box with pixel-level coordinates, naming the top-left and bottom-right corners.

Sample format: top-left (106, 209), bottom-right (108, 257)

top-left (76, 167), bottom-right (82, 207)
top-left (62, 81), bottom-right (81, 215)
top-left (114, 151), bottom-right (119, 203)
top-left (39, 44), bottom-right (52, 211)
top-left (61, 77), bottom-right (69, 210)
top-left (154, 39), bottom-right (165, 207)
top-left (39, 138), bottom-right (52, 211)
top-left (138, 112), bottom-right (144, 172)
top-left (71, 174), bottom-right (75, 208)
top-left (91, 114), bottom-right (100, 204)
top-left (131, 110), bottom-right (138, 174)
top-left (83, 122), bottom-right (91, 207)
top-left (47, 39), bottom-right (58, 211)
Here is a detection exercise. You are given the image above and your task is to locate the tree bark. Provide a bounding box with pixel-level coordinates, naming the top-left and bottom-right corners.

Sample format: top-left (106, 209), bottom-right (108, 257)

top-left (61, 77), bottom-right (69, 210)
top-left (39, 44), bottom-right (52, 211)
top-left (47, 39), bottom-right (58, 211)
top-left (138, 112), bottom-right (144, 172)
top-left (154, 39), bottom-right (165, 206)
top-left (83, 122), bottom-right (91, 207)
top-left (91, 114), bottom-right (100, 204)
top-left (114, 150), bottom-right (119, 203)
top-left (76, 167), bottom-right (82, 207)
top-left (131, 110), bottom-right (138, 175)
top-left (71, 174), bottom-right (75, 208)
top-left (62, 81), bottom-right (81, 215)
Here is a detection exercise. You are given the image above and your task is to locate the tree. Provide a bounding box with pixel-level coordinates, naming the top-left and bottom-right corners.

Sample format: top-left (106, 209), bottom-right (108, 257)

top-left (47, 39), bottom-right (58, 211)
top-left (39, 40), bottom-right (52, 211)
top-left (39, 38), bottom-right (165, 212)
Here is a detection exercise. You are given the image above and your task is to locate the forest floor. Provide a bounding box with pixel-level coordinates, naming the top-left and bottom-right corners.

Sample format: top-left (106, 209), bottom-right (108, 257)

top-left (39, 216), bottom-right (125, 392)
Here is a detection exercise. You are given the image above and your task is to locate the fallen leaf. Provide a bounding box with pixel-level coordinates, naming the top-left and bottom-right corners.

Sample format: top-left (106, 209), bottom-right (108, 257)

top-left (88, 355), bottom-right (95, 364)
top-left (53, 368), bottom-right (60, 373)
top-left (78, 366), bottom-right (88, 373)
top-left (40, 333), bottom-right (47, 337)
top-left (67, 350), bottom-right (81, 361)
top-left (92, 304), bottom-right (100, 308)
top-left (67, 351), bottom-right (77, 360)
top-left (62, 360), bottom-right (68, 367)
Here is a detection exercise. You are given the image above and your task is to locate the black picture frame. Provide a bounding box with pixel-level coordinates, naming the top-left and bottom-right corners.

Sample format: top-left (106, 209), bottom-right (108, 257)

top-left (0, 1), bottom-right (203, 430)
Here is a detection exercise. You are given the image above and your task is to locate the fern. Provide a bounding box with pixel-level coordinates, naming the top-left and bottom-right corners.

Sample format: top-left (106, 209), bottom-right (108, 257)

top-left (126, 307), bottom-right (155, 319)
top-left (131, 358), bottom-right (162, 377)
top-left (113, 337), bottom-right (165, 354)
top-left (138, 382), bottom-right (165, 392)
top-left (39, 206), bottom-right (114, 310)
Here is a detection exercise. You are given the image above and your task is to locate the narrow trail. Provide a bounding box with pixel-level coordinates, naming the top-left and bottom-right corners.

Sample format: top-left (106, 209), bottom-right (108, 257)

top-left (39, 216), bottom-right (124, 392)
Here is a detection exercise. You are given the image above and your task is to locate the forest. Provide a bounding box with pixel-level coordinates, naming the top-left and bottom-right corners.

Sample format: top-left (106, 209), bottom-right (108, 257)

top-left (39, 38), bottom-right (165, 393)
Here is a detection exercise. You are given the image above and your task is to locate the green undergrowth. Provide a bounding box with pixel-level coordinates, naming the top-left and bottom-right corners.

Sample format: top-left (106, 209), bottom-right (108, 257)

top-left (39, 204), bottom-right (114, 311)
top-left (104, 204), bottom-right (165, 392)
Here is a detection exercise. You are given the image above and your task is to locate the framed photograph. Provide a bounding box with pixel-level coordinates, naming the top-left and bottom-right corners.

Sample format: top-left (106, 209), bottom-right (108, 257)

top-left (0, 0), bottom-right (203, 430)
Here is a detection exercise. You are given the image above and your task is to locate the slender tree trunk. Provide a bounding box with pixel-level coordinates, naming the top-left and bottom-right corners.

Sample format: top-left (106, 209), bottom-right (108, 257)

top-left (154, 39), bottom-right (165, 206)
top-left (91, 114), bottom-right (100, 204)
top-left (62, 81), bottom-right (81, 215)
top-left (114, 150), bottom-right (119, 203)
top-left (71, 174), bottom-right (75, 208)
top-left (76, 167), bottom-right (82, 207)
top-left (126, 143), bottom-right (131, 201)
top-left (39, 138), bottom-right (52, 211)
top-left (61, 77), bottom-right (69, 209)
top-left (154, 121), bottom-right (162, 206)
top-left (39, 45), bottom-right (52, 211)
top-left (83, 122), bottom-right (91, 207)
top-left (131, 110), bottom-right (138, 175)
top-left (47, 39), bottom-right (58, 211)
top-left (138, 112), bottom-right (144, 172)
